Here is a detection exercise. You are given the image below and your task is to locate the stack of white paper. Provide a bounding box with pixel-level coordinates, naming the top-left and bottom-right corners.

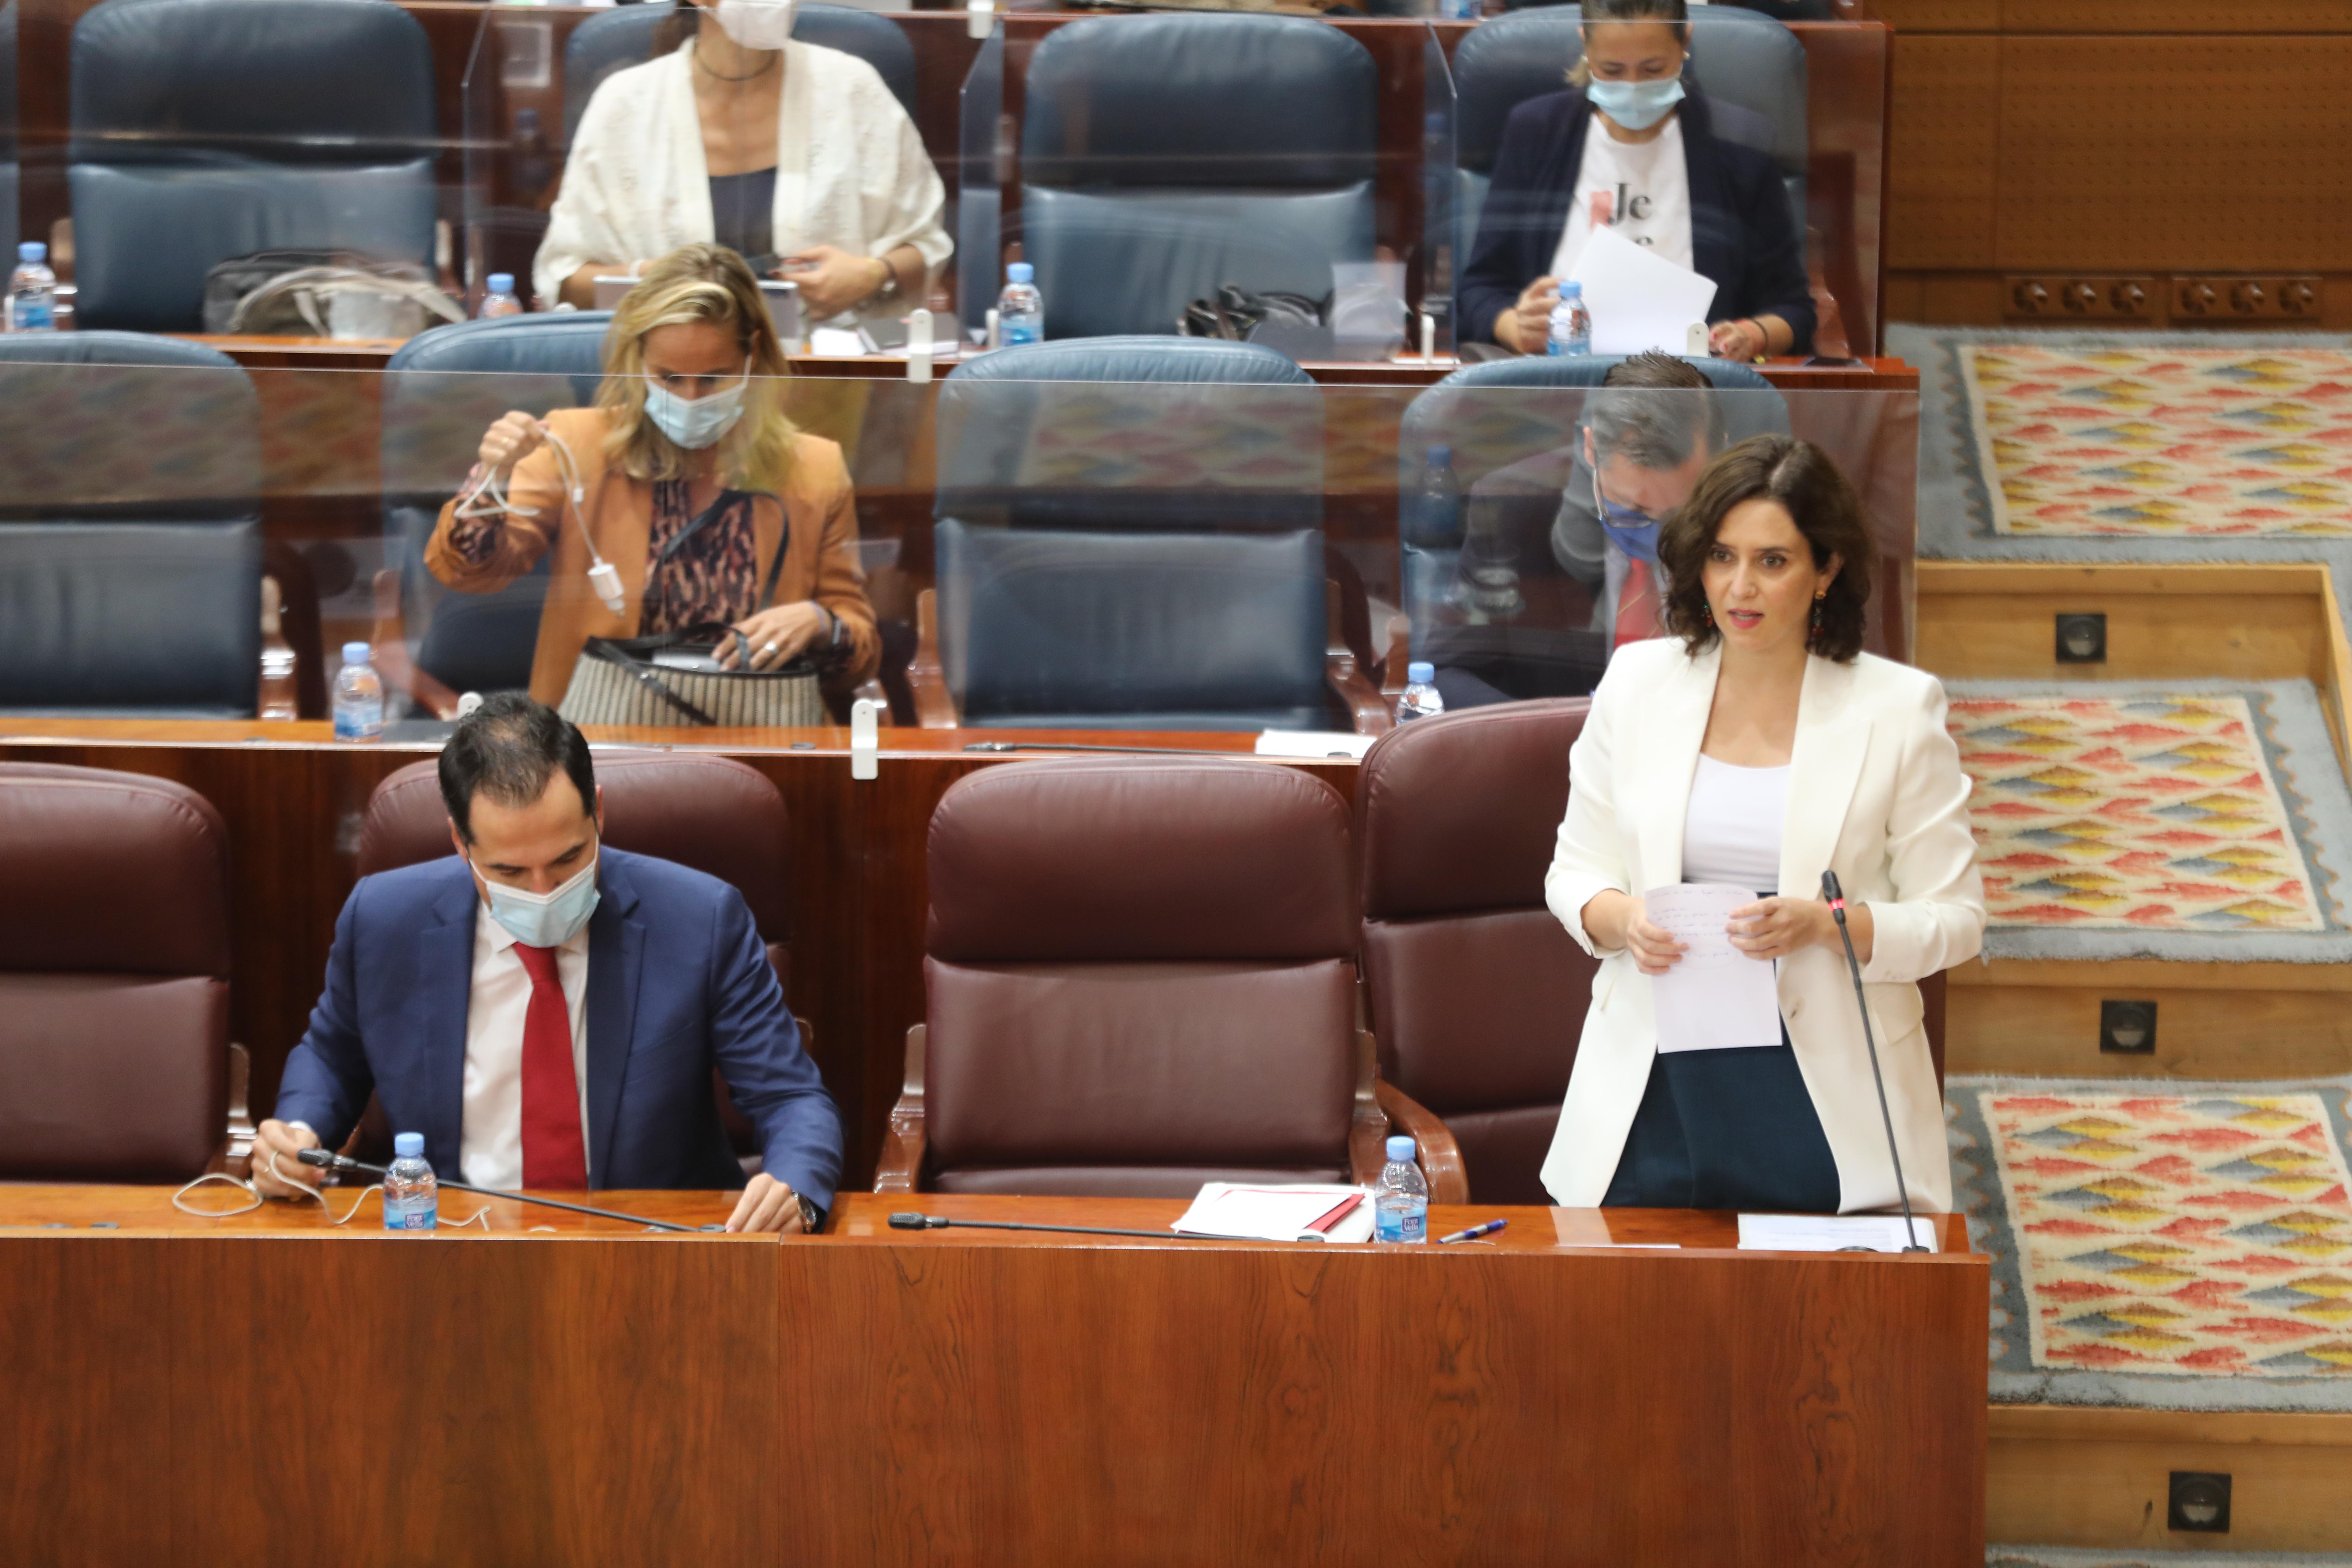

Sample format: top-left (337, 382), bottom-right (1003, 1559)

top-left (1172, 1183), bottom-right (1376, 1243)
top-left (1254, 730), bottom-right (1377, 760)
top-left (1644, 883), bottom-right (1783, 1053)
top-left (1563, 225), bottom-right (1721, 356)
top-left (1737, 1214), bottom-right (1940, 1253)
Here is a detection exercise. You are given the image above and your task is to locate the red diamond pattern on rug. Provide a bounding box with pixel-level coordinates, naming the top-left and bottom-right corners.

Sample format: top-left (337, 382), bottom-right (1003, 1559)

top-left (1981, 1089), bottom-right (2352, 1376)
top-left (1949, 694), bottom-right (2325, 932)
top-left (1959, 344), bottom-right (2352, 537)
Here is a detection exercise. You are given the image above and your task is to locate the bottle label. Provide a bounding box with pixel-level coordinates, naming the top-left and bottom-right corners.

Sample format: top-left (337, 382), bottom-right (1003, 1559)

top-left (10, 300), bottom-right (54, 331)
top-left (334, 701), bottom-right (385, 741)
top-left (385, 1195), bottom-right (436, 1230)
top-left (1002, 323), bottom-right (1041, 346)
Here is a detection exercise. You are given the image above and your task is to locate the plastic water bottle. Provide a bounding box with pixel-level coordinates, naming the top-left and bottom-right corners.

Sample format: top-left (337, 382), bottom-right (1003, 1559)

top-left (7, 242), bottom-right (57, 332)
top-left (1547, 280), bottom-right (1590, 357)
top-left (997, 262), bottom-right (1043, 346)
top-left (1398, 661), bottom-right (1444, 723)
top-left (333, 641), bottom-right (384, 742)
top-left (383, 1132), bottom-right (438, 1231)
top-left (1403, 444), bottom-right (1462, 549)
top-left (479, 272), bottom-right (524, 319)
top-left (1374, 1135), bottom-right (1429, 1244)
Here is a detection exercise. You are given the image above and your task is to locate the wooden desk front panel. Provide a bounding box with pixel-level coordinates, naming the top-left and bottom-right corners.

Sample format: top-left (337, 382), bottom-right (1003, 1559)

top-left (793, 1196), bottom-right (1987, 1566)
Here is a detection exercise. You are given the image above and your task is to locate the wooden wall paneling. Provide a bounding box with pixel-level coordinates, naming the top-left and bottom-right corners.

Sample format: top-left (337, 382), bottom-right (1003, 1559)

top-left (167, 1233), bottom-right (779, 1568)
top-left (1994, 0), bottom-right (2352, 34)
top-left (1886, 35), bottom-right (2001, 272)
top-left (1993, 36), bottom-right (2352, 274)
top-left (1862, 0), bottom-right (2000, 29)
top-left (1947, 962), bottom-right (2352, 1081)
top-left (0, 1236), bottom-right (173, 1566)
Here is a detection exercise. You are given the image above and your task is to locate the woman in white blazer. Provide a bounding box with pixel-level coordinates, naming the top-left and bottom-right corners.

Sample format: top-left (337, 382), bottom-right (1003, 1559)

top-left (1541, 435), bottom-right (1983, 1215)
top-left (535, 0), bottom-right (950, 321)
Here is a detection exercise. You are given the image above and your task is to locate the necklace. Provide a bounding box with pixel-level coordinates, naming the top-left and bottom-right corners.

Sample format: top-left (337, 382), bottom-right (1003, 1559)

top-left (693, 41), bottom-right (777, 83)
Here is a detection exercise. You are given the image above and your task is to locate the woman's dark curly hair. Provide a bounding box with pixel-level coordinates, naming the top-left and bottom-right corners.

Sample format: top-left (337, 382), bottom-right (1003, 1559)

top-left (1657, 435), bottom-right (1874, 663)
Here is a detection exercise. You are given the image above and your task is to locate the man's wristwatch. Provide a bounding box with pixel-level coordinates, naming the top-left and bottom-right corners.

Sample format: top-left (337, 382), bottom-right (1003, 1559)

top-left (798, 1194), bottom-right (824, 1232)
top-left (865, 258), bottom-right (899, 306)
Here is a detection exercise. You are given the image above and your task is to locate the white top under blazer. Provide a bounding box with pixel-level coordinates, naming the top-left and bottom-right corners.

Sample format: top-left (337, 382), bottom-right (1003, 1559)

top-left (1541, 638), bottom-right (1986, 1213)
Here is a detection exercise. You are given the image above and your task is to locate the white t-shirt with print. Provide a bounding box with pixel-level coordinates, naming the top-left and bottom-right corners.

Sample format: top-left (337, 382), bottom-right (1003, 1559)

top-left (1548, 114), bottom-right (1694, 278)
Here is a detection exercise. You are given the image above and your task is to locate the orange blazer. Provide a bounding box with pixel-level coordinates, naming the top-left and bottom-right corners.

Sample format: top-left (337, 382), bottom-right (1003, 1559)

top-left (424, 406), bottom-right (880, 705)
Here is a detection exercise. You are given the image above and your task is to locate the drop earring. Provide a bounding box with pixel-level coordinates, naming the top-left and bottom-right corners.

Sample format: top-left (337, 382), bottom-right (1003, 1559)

top-left (1703, 603), bottom-right (1714, 628)
top-left (1809, 593), bottom-right (1825, 642)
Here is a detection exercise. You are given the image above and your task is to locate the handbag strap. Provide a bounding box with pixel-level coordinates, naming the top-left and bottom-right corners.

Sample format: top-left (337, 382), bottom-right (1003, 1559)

top-left (582, 636), bottom-right (720, 726)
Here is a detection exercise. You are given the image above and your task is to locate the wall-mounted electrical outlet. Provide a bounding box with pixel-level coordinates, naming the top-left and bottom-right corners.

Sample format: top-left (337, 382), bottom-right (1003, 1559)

top-left (2174, 276), bottom-right (2322, 319)
top-left (2006, 276), bottom-right (2155, 320)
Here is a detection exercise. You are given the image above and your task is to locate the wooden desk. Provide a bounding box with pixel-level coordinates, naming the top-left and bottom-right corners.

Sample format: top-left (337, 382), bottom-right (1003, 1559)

top-left (1, 1185), bottom-right (1986, 1566)
top-left (0, 720), bottom-right (1358, 1185)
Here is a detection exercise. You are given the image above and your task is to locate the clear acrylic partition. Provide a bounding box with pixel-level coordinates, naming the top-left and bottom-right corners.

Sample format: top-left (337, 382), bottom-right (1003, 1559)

top-left (1444, 8), bottom-right (1888, 359)
top-left (0, 356), bottom-right (1914, 732)
top-left (1419, 22), bottom-right (1458, 359)
top-left (955, 26), bottom-right (1005, 345)
top-left (1, 0), bottom-right (18, 262)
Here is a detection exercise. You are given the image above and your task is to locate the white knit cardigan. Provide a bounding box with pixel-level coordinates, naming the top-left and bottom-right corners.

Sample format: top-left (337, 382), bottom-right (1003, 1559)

top-left (533, 39), bottom-right (951, 317)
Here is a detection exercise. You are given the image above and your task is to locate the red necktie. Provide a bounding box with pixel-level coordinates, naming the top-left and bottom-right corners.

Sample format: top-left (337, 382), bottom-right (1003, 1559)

top-left (1614, 559), bottom-right (1661, 649)
top-left (512, 943), bottom-right (589, 1190)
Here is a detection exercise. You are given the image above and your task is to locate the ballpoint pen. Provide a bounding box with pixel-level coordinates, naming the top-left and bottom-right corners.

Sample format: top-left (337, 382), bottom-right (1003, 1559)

top-left (1436, 1219), bottom-right (1508, 1245)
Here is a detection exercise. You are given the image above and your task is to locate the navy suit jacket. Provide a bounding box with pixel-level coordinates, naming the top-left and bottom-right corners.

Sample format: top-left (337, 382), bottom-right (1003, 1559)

top-left (1458, 89), bottom-right (1815, 356)
top-left (276, 847), bottom-right (843, 1210)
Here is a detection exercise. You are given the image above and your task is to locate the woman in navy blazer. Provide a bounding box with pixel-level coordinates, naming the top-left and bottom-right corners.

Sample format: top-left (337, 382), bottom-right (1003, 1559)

top-left (1458, 0), bottom-right (1815, 359)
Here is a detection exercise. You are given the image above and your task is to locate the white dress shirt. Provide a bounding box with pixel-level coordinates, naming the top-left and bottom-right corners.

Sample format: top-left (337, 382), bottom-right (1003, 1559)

top-left (459, 904), bottom-right (593, 1191)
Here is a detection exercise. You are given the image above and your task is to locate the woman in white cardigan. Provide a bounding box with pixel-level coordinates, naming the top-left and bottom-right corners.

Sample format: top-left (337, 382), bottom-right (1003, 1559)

top-left (535, 0), bottom-right (951, 322)
top-left (1541, 435), bottom-right (1983, 1216)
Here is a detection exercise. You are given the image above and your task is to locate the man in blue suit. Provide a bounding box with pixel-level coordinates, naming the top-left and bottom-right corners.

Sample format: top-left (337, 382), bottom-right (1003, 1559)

top-left (253, 695), bottom-right (841, 1232)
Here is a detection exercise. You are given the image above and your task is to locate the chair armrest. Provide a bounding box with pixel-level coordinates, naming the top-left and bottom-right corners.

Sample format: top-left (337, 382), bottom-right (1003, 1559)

top-left (1378, 614), bottom-right (1412, 698)
top-left (1345, 1028), bottom-right (1394, 1185)
top-left (907, 589), bottom-right (959, 729)
top-left (369, 568), bottom-right (463, 721)
top-left (1374, 1078), bottom-right (1469, 1206)
top-left (210, 1042), bottom-right (258, 1179)
top-left (873, 1023), bottom-right (928, 1193)
top-left (1327, 655), bottom-right (1395, 737)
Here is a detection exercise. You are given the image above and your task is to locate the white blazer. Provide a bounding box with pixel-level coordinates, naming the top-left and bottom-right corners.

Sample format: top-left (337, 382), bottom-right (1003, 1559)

top-left (534, 41), bottom-right (952, 316)
top-left (1540, 639), bottom-right (1985, 1213)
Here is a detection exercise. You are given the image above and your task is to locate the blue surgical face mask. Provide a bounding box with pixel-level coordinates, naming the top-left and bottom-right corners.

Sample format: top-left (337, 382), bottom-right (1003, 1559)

top-left (474, 852), bottom-right (601, 948)
top-left (642, 359), bottom-right (749, 450)
top-left (1586, 75), bottom-right (1686, 133)
top-left (1594, 463), bottom-right (1663, 565)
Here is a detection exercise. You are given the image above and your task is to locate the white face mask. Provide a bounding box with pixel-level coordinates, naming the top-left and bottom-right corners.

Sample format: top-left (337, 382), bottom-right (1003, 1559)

top-left (473, 853), bottom-right (601, 948)
top-left (642, 358), bottom-right (750, 450)
top-left (710, 0), bottom-right (797, 51)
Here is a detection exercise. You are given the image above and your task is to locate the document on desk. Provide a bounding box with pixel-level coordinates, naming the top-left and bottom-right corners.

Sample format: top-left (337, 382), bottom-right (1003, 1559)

top-left (1172, 1183), bottom-right (1376, 1243)
top-left (1644, 883), bottom-right (1783, 1053)
top-left (1738, 1213), bottom-right (1940, 1253)
top-left (1563, 226), bottom-right (1720, 356)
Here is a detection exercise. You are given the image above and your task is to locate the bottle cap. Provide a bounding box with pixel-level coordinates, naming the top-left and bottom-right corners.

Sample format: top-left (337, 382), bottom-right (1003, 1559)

top-left (1006, 262), bottom-right (1034, 284)
top-left (1559, 280), bottom-right (1582, 296)
top-left (342, 640), bottom-right (372, 666)
top-left (18, 241), bottom-right (43, 262)
top-left (393, 1132), bottom-right (424, 1158)
top-left (1427, 444), bottom-right (1451, 465)
top-left (487, 273), bottom-right (515, 295)
top-left (1408, 660), bottom-right (1435, 685)
top-left (1386, 1135), bottom-right (1416, 1162)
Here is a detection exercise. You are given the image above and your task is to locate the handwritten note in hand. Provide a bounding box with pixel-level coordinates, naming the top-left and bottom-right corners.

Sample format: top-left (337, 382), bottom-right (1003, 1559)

top-left (1644, 883), bottom-right (1783, 1054)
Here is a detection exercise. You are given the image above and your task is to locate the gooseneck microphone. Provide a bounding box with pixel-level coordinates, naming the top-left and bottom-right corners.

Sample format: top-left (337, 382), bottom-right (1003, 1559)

top-left (889, 1212), bottom-right (1202, 1241)
top-left (296, 1148), bottom-right (715, 1233)
top-left (1820, 872), bottom-right (1930, 1254)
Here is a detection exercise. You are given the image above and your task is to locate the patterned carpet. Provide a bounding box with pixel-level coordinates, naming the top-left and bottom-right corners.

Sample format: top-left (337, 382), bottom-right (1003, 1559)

top-left (1943, 681), bottom-right (2352, 962)
top-left (1892, 326), bottom-right (2352, 565)
top-left (1961, 344), bottom-right (2352, 539)
top-left (1950, 1076), bottom-right (2352, 1410)
top-left (1991, 1550), bottom-right (2352, 1567)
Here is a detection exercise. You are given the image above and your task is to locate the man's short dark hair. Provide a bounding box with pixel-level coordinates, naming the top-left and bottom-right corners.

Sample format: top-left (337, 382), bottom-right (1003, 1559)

top-left (437, 693), bottom-right (597, 843)
top-left (1589, 351), bottom-right (1727, 472)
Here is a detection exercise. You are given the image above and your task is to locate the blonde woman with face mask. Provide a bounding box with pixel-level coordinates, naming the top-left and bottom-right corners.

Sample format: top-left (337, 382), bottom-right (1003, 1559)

top-left (534, 0), bottom-right (948, 320)
top-left (426, 244), bottom-right (879, 704)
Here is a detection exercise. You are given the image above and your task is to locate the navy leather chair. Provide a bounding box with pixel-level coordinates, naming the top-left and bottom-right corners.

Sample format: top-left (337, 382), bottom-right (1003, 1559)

top-left (378, 313), bottom-right (612, 710)
top-left (914, 337), bottom-right (1382, 733)
top-left (0, 335), bottom-right (264, 716)
top-left (1452, 8), bottom-right (1806, 267)
top-left (1015, 15), bottom-right (1378, 340)
top-left (563, 1), bottom-right (917, 142)
top-left (68, 0), bottom-right (436, 332)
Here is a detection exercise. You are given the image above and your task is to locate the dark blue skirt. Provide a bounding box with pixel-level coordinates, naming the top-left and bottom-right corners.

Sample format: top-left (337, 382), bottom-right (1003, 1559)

top-left (1600, 1026), bottom-right (1842, 1214)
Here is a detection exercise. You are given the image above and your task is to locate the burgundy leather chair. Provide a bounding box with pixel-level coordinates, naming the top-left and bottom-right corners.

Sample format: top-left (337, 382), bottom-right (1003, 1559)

top-left (878, 756), bottom-right (1465, 1199)
top-left (0, 763), bottom-right (246, 1180)
top-left (1356, 700), bottom-right (1596, 1206)
top-left (354, 751), bottom-right (797, 1168)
